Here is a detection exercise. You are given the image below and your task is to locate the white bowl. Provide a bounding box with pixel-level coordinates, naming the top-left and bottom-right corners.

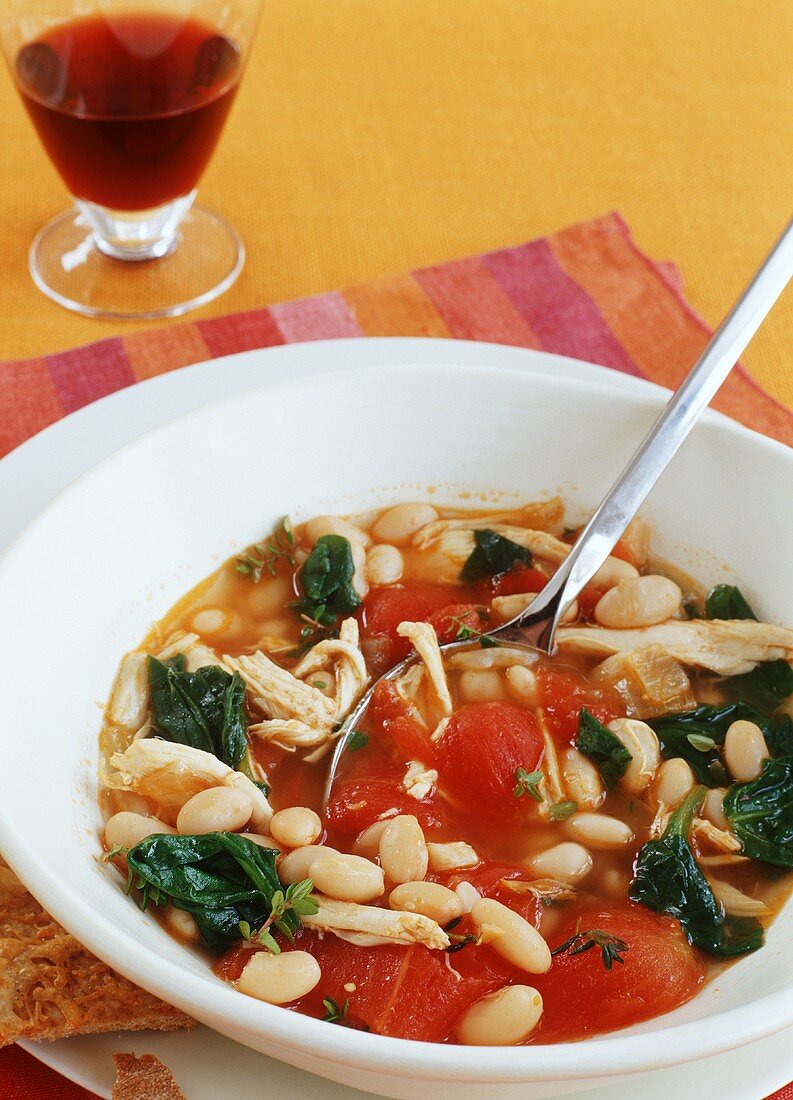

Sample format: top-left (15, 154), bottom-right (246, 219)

top-left (0, 361), bottom-right (791, 1100)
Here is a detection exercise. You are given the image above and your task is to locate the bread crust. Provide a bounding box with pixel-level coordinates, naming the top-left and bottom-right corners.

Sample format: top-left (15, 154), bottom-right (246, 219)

top-left (0, 861), bottom-right (192, 1046)
top-left (113, 1053), bottom-right (187, 1100)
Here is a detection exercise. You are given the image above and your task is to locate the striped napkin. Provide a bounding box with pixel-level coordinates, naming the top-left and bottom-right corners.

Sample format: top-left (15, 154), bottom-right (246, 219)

top-left (0, 211), bottom-right (791, 1098)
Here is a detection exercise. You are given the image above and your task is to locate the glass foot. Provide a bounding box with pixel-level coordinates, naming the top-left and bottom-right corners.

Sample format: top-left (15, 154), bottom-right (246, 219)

top-left (29, 204), bottom-right (245, 320)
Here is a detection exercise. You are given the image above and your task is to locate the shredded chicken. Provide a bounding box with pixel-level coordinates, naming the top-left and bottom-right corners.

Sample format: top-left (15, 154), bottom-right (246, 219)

top-left (303, 896), bottom-right (449, 949)
top-left (537, 718), bottom-right (565, 815)
top-left (107, 739), bottom-right (272, 829)
top-left (694, 817), bottom-right (742, 853)
top-left (707, 879), bottom-right (769, 917)
top-left (427, 841), bottom-right (480, 872)
top-left (155, 631), bottom-right (218, 673)
top-left (396, 622), bottom-right (452, 715)
top-left (557, 620), bottom-right (793, 676)
top-left (225, 618), bottom-right (368, 751)
top-left (413, 522), bottom-right (570, 566)
top-left (403, 761), bottom-right (438, 800)
top-left (392, 664), bottom-right (428, 719)
top-left (107, 652), bottom-right (149, 731)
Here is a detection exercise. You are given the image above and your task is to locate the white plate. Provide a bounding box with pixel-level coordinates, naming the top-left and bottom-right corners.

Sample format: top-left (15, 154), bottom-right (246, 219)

top-left (1, 337), bottom-right (791, 1100)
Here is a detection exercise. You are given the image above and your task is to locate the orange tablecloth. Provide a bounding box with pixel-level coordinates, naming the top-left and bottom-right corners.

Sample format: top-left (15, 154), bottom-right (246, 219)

top-left (0, 0), bottom-right (791, 401)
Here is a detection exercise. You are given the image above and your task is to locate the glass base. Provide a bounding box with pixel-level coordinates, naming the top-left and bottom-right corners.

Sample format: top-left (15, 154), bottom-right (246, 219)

top-left (29, 204), bottom-right (245, 320)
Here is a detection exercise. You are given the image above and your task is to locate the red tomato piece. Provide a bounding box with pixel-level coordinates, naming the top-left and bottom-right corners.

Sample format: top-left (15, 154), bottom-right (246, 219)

top-left (298, 935), bottom-right (504, 1041)
top-left (577, 586), bottom-right (606, 622)
top-left (365, 681), bottom-right (436, 765)
top-left (362, 584), bottom-right (460, 665)
top-left (427, 602), bottom-right (484, 643)
top-left (537, 665), bottom-right (621, 743)
top-left (440, 860), bottom-right (541, 925)
top-left (435, 702), bottom-right (544, 825)
top-left (532, 903), bottom-right (705, 1042)
top-left (326, 766), bottom-right (447, 837)
top-left (491, 566), bottom-right (548, 598)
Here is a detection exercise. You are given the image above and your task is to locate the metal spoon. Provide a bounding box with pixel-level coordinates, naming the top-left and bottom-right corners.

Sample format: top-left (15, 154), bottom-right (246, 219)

top-left (324, 220), bottom-right (793, 808)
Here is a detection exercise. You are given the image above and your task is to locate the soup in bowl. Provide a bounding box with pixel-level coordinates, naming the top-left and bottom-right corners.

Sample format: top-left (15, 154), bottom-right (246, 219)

top-left (0, 361), bottom-right (792, 1098)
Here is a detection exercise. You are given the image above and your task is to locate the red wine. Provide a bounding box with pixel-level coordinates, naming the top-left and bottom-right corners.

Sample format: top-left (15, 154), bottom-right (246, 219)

top-left (15, 13), bottom-right (240, 212)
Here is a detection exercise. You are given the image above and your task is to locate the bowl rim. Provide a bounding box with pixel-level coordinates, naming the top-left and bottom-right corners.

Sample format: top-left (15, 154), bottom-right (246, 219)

top-left (1, 357), bottom-right (792, 1083)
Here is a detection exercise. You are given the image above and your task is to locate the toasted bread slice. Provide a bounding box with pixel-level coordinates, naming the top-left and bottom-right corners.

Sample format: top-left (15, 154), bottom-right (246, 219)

top-left (0, 859), bottom-right (192, 1046)
top-left (113, 1053), bottom-right (187, 1100)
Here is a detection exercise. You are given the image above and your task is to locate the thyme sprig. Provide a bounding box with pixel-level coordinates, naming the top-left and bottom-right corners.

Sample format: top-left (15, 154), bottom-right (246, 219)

top-left (552, 921), bottom-right (629, 971)
top-left (236, 516), bottom-right (296, 582)
top-left (238, 878), bottom-right (318, 954)
top-left (513, 767), bottom-right (544, 802)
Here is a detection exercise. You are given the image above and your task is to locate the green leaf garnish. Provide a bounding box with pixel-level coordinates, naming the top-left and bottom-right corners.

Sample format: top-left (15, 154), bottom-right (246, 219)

top-left (548, 800), bottom-right (578, 821)
top-left (513, 767), bottom-right (544, 802)
top-left (292, 535), bottom-right (361, 631)
top-left (551, 924), bottom-right (629, 970)
top-left (630, 786), bottom-right (764, 957)
top-left (460, 529), bottom-right (532, 583)
top-left (236, 516), bottom-right (296, 582)
top-left (705, 584), bottom-right (757, 621)
top-left (687, 733), bottom-right (716, 752)
top-left (724, 756), bottom-right (793, 868)
top-left (348, 730), bottom-right (369, 752)
top-left (322, 997), bottom-right (350, 1023)
top-left (479, 635), bottom-right (499, 649)
top-left (575, 708), bottom-right (632, 785)
top-left (147, 658), bottom-right (249, 770)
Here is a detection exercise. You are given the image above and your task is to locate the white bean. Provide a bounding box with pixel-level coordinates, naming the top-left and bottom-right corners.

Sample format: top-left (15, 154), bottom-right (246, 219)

top-left (191, 608), bottom-right (234, 635)
top-left (304, 515), bottom-right (370, 547)
top-left (458, 669), bottom-right (504, 703)
top-left (591, 556), bottom-right (640, 590)
top-left (365, 544), bottom-right (404, 586)
top-left (176, 787), bottom-right (252, 835)
top-left (389, 882), bottom-right (463, 924)
top-left (594, 575), bottom-right (682, 628)
top-left (607, 718), bottom-right (661, 795)
top-left (702, 788), bottom-right (729, 830)
top-left (529, 842), bottom-right (593, 883)
top-left (458, 985), bottom-right (543, 1046)
top-left (352, 820), bottom-right (391, 859)
top-left (309, 851), bottom-right (385, 903)
top-left (379, 815), bottom-right (429, 883)
top-left (269, 807), bottom-right (322, 849)
top-left (454, 880), bottom-right (481, 913)
top-left (164, 906), bottom-right (201, 943)
top-left (563, 813), bottom-right (634, 850)
top-left (505, 665), bottom-right (538, 705)
top-left (279, 844), bottom-right (329, 884)
top-left (724, 720), bottom-right (769, 782)
top-left (350, 540), bottom-right (369, 599)
top-left (238, 950), bottom-right (321, 1004)
top-left (471, 898), bottom-right (552, 973)
top-left (561, 747), bottom-right (604, 809)
top-left (105, 812), bottom-right (174, 850)
top-left (653, 757), bottom-right (695, 808)
top-left (372, 502), bottom-right (439, 545)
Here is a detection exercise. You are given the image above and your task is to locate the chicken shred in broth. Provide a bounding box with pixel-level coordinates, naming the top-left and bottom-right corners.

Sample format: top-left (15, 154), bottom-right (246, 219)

top-left (99, 499), bottom-right (793, 1045)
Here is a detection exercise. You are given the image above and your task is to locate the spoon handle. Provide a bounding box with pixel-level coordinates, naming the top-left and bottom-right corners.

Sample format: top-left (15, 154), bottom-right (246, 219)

top-left (514, 219), bottom-right (793, 649)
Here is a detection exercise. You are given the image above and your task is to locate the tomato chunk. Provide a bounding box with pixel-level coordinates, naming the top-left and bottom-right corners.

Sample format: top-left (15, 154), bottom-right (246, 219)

top-left (299, 935), bottom-right (504, 1041)
top-left (362, 584), bottom-right (457, 665)
top-left (365, 682), bottom-right (436, 765)
top-left (537, 665), bottom-right (621, 743)
top-left (532, 903), bottom-right (705, 1042)
top-left (435, 702), bottom-right (544, 825)
top-left (491, 566), bottom-right (548, 598)
top-left (427, 602), bottom-right (484, 643)
top-left (326, 765), bottom-right (447, 837)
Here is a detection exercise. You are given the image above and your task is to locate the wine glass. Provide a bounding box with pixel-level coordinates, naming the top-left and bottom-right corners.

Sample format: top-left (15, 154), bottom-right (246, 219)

top-left (0, 1), bottom-right (262, 319)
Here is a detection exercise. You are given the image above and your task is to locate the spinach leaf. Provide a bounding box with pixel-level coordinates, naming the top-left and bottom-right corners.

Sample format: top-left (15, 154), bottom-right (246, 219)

top-left (575, 708), bottom-right (632, 785)
top-left (649, 703), bottom-right (793, 786)
top-left (705, 584), bottom-right (757, 621)
top-left (126, 832), bottom-right (294, 950)
top-left (148, 657), bottom-right (248, 770)
top-left (703, 585), bottom-right (793, 711)
top-left (295, 535), bottom-right (361, 627)
top-left (460, 529), bottom-right (532, 583)
top-left (629, 786), bottom-right (764, 958)
top-left (724, 757), bottom-right (793, 868)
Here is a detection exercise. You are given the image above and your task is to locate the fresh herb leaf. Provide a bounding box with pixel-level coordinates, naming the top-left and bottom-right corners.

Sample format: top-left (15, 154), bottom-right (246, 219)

top-left (548, 800), bottom-right (578, 821)
top-left (724, 756), bottom-right (793, 868)
top-left (240, 878), bottom-right (319, 953)
top-left (460, 529), bottom-right (532, 583)
top-left (649, 703), bottom-right (793, 785)
top-left (236, 517), bottom-right (296, 582)
top-left (705, 584), bottom-right (757, 621)
top-left (575, 708), bottom-right (632, 785)
top-left (479, 635), bottom-right (499, 649)
top-left (348, 730), bottom-right (369, 752)
top-left (293, 535), bottom-right (361, 629)
top-left (513, 767), bottom-right (544, 802)
top-left (629, 786), bottom-right (764, 957)
top-left (126, 832), bottom-right (296, 951)
top-left (552, 924), bottom-right (629, 971)
top-left (148, 658), bottom-right (248, 770)
top-left (103, 844), bottom-right (128, 861)
top-left (322, 997), bottom-right (350, 1023)
top-left (446, 933), bottom-right (478, 954)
